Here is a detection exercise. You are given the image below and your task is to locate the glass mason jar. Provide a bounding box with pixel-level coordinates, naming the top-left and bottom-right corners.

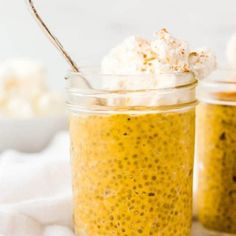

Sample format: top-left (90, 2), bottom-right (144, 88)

top-left (197, 70), bottom-right (236, 234)
top-left (66, 69), bottom-right (197, 236)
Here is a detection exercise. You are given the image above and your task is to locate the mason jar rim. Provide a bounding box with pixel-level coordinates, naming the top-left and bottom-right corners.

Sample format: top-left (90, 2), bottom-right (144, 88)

top-left (66, 67), bottom-right (197, 94)
top-left (66, 67), bottom-right (198, 114)
top-left (199, 68), bottom-right (236, 84)
top-left (197, 68), bottom-right (236, 105)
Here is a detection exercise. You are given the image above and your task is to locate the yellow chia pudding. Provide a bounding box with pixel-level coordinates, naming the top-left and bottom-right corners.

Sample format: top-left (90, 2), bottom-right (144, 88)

top-left (197, 102), bottom-right (236, 234)
top-left (69, 109), bottom-right (195, 236)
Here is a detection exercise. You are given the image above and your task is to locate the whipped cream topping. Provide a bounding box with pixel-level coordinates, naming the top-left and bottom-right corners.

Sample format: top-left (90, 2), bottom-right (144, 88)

top-left (150, 29), bottom-right (190, 73)
top-left (189, 48), bottom-right (217, 79)
top-left (101, 29), bottom-right (216, 91)
top-left (101, 36), bottom-right (154, 75)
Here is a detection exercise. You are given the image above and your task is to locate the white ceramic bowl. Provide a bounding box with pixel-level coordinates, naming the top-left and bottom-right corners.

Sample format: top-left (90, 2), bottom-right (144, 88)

top-left (0, 116), bottom-right (67, 153)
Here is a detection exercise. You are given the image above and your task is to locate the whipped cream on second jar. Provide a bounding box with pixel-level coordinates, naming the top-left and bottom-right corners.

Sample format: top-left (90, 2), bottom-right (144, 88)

top-left (101, 28), bottom-right (216, 91)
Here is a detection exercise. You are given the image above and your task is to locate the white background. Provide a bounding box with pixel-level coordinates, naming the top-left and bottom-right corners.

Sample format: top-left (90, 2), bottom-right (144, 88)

top-left (0, 0), bottom-right (236, 89)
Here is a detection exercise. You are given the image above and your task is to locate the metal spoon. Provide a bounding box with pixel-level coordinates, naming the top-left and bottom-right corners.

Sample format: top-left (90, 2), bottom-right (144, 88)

top-left (26, 0), bottom-right (91, 88)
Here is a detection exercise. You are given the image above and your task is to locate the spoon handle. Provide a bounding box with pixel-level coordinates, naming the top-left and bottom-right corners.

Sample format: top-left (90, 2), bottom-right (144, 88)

top-left (27, 0), bottom-right (80, 73)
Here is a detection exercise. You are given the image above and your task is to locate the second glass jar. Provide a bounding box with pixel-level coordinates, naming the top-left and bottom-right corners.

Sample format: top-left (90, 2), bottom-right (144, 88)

top-left (197, 70), bottom-right (236, 234)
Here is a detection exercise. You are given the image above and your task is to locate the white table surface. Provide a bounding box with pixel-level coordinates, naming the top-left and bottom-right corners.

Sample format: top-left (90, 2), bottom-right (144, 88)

top-left (192, 221), bottom-right (221, 236)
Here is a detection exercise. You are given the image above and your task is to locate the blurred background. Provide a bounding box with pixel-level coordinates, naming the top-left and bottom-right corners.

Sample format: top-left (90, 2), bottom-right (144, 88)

top-left (1, 0), bottom-right (236, 152)
top-left (1, 0), bottom-right (236, 89)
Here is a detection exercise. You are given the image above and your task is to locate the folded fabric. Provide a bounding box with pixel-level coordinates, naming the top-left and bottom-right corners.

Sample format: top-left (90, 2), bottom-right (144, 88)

top-left (0, 132), bottom-right (74, 236)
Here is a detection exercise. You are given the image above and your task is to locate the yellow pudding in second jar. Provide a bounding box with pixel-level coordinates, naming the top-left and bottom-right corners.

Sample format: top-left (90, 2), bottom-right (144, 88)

top-left (197, 102), bottom-right (236, 234)
top-left (70, 108), bottom-right (195, 236)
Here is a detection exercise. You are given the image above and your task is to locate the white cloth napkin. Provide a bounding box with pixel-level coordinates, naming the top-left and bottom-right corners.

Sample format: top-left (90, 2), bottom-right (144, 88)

top-left (0, 132), bottom-right (74, 236)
